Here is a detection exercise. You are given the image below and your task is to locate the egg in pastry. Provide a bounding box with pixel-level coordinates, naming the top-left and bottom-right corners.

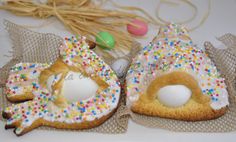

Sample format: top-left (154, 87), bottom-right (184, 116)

top-left (126, 24), bottom-right (229, 121)
top-left (3, 36), bottom-right (121, 136)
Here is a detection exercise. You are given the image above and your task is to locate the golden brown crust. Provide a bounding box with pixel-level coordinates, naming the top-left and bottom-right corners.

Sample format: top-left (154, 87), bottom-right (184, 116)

top-left (86, 39), bottom-right (96, 49)
top-left (131, 71), bottom-right (227, 121)
top-left (24, 110), bottom-right (115, 136)
top-left (131, 99), bottom-right (227, 121)
top-left (6, 91), bottom-right (34, 103)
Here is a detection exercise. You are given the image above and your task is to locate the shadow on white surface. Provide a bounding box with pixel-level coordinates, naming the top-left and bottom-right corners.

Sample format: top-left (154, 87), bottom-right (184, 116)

top-left (0, 0), bottom-right (236, 141)
top-left (1, 120), bottom-right (236, 142)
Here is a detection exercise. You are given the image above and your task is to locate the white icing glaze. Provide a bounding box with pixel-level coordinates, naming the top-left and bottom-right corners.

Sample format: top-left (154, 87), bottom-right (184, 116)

top-left (5, 63), bottom-right (50, 97)
top-left (157, 85), bottom-right (192, 107)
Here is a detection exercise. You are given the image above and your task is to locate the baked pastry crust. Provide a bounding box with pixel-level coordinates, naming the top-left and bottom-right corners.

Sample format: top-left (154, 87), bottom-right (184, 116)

top-left (2, 36), bottom-right (121, 136)
top-left (126, 23), bottom-right (229, 121)
top-left (130, 71), bottom-right (227, 121)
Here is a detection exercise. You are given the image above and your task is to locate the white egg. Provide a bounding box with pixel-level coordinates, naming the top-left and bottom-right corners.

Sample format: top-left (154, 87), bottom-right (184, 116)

top-left (111, 58), bottom-right (130, 77)
top-left (62, 71), bottom-right (98, 102)
top-left (157, 85), bottom-right (192, 107)
top-left (47, 71), bottom-right (98, 102)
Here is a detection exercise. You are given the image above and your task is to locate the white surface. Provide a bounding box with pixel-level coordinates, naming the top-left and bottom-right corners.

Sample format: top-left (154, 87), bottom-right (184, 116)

top-left (0, 0), bottom-right (236, 141)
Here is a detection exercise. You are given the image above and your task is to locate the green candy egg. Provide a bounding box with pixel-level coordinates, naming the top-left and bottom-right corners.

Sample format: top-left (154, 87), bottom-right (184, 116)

top-left (96, 32), bottom-right (115, 50)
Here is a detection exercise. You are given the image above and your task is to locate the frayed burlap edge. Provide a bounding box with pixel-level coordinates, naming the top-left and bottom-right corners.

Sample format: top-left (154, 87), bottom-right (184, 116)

top-left (0, 20), bottom-right (129, 134)
top-left (117, 33), bottom-right (236, 132)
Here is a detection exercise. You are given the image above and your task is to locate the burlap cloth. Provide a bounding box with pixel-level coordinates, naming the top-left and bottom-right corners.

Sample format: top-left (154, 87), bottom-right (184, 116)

top-left (118, 34), bottom-right (236, 132)
top-left (0, 20), bottom-right (129, 134)
top-left (1, 20), bottom-right (236, 133)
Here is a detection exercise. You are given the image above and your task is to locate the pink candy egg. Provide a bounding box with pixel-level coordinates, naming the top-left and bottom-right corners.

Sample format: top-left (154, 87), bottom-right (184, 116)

top-left (127, 19), bottom-right (148, 36)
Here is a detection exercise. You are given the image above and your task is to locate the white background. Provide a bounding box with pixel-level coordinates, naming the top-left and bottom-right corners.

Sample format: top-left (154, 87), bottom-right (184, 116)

top-left (0, 0), bottom-right (236, 141)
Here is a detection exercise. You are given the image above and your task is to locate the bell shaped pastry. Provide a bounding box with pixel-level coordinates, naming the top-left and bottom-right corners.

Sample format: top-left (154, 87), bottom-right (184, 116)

top-left (3, 35), bottom-right (121, 136)
top-left (126, 24), bottom-right (229, 121)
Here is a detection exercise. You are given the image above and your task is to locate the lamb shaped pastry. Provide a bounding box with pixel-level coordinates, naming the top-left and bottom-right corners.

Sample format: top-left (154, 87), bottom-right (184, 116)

top-left (2, 36), bottom-right (121, 136)
top-left (126, 23), bottom-right (229, 121)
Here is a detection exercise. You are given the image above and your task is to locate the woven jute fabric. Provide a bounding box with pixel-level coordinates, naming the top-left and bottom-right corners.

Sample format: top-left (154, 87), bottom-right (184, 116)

top-left (117, 34), bottom-right (236, 132)
top-left (0, 20), bottom-right (129, 134)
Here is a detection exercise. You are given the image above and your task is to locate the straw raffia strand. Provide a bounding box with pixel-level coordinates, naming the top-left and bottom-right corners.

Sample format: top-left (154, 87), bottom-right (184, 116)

top-left (0, 0), bottom-right (154, 56)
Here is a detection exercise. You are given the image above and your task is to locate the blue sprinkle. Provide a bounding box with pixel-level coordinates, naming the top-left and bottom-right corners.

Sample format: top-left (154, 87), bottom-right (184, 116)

top-left (18, 66), bottom-right (22, 71)
top-left (13, 86), bottom-right (18, 89)
top-left (81, 108), bottom-right (85, 113)
top-left (29, 64), bottom-right (36, 68)
top-left (33, 70), bottom-right (37, 74)
top-left (189, 63), bottom-right (194, 69)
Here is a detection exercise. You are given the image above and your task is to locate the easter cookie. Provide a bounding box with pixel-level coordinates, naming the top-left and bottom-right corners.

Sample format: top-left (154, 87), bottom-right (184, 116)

top-left (126, 24), bottom-right (228, 121)
top-left (2, 36), bottom-right (121, 136)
